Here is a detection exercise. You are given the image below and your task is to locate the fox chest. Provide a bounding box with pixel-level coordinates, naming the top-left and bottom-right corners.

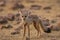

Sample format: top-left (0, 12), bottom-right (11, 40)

top-left (24, 17), bottom-right (33, 24)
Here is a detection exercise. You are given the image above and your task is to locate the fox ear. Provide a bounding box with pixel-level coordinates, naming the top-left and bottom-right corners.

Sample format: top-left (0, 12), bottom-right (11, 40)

top-left (18, 10), bottom-right (22, 16)
top-left (29, 11), bottom-right (31, 15)
top-left (27, 9), bottom-right (31, 15)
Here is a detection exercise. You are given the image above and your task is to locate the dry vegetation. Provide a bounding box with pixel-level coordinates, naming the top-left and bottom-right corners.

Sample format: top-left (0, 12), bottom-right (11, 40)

top-left (0, 0), bottom-right (60, 40)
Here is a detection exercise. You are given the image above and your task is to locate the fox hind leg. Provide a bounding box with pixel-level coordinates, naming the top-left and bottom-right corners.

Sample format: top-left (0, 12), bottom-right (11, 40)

top-left (33, 21), bottom-right (41, 37)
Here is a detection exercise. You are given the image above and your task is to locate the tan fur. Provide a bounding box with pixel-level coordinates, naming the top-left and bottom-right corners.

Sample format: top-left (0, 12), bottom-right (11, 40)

top-left (17, 9), bottom-right (51, 39)
top-left (19, 9), bottom-right (44, 38)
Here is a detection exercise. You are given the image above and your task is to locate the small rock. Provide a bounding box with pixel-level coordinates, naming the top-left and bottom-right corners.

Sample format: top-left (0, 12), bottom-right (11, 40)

top-left (51, 20), bottom-right (57, 23)
top-left (11, 31), bottom-right (20, 35)
top-left (43, 6), bottom-right (52, 10)
top-left (56, 15), bottom-right (60, 17)
top-left (0, 0), bottom-right (6, 7)
top-left (12, 3), bottom-right (25, 10)
top-left (7, 24), bottom-right (13, 28)
top-left (26, 0), bottom-right (35, 3)
top-left (30, 5), bottom-right (42, 10)
top-left (52, 26), bottom-right (60, 31)
top-left (1, 24), bottom-right (13, 29)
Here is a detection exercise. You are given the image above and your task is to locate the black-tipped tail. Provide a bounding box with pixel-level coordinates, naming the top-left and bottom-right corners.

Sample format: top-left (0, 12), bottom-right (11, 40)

top-left (44, 28), bottom-right (51, 33)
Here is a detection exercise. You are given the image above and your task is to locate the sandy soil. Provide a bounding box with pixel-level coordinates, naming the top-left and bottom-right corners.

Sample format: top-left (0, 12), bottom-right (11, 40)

top-left (0, 0), bottom-right (60, 40)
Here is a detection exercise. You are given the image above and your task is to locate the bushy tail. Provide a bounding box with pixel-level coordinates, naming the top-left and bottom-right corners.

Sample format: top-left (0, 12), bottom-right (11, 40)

top-left (39, 19), bottom-right (51, 33)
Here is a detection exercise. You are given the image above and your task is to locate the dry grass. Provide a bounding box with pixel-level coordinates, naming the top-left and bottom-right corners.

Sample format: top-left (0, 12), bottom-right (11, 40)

top-left (0, 0), bottom-right (60, 40)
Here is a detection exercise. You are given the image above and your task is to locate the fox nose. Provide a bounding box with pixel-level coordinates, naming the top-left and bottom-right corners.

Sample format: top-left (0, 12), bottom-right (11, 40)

top-left (23, 18), bottom-right (25, 20)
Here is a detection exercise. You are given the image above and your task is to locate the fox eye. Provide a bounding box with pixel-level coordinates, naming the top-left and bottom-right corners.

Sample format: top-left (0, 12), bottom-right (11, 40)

top-left (25, 16), bottom-right (27, 17)
top-left (22, 16), bottom-right (23, 17)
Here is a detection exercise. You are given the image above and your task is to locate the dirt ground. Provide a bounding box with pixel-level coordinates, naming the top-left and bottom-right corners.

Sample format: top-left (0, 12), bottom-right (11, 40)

top-left (0, 0), bottom-right (60, 40)
top-left (0, 26), bottom-right (60, 40)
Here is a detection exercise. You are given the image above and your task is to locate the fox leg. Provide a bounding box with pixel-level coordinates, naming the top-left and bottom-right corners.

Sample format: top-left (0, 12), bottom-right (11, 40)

top-left (23, 23), bottom-right (27, 38)
top-left (27, 25), bottom-right (30, 38)
top-left (33, 21), bottom-right (41, 37)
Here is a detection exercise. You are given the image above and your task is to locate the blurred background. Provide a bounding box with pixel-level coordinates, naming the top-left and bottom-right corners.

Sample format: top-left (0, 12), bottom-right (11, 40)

top-left (0, 0), bottom-right (60, 40)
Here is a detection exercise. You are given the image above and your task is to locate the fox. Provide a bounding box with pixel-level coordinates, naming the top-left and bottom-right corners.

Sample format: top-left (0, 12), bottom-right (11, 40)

top-left (13, 9), bottom-right (52, 39)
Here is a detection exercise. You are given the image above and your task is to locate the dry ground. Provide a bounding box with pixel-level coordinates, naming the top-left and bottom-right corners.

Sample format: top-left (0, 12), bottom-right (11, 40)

top-left (0, 0), bottom-right (60, 40)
